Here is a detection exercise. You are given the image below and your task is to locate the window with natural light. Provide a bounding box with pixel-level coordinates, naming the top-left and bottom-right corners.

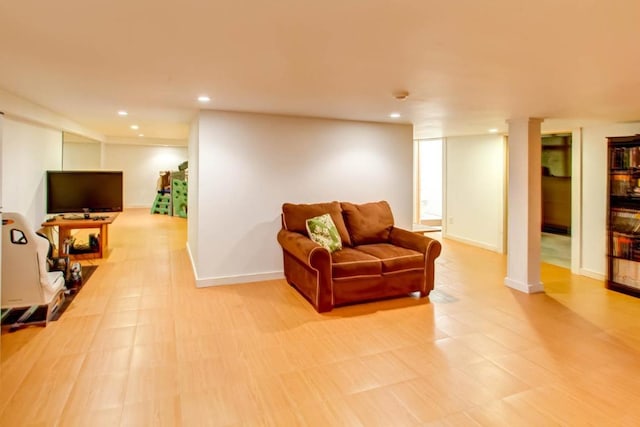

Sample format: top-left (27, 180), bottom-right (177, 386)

top-left (417, 138), bottom-right (443, 225)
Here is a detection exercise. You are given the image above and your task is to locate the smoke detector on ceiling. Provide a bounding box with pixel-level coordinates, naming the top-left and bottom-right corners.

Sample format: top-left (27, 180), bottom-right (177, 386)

top-left (393, 90), bottom-right (410, 101)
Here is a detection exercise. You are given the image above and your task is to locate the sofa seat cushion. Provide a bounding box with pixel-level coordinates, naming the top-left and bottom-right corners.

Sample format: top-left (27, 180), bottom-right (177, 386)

top-left (355, 244), bottom-right (423, 273)
top-left (331, 248), bottom-right (382, 279)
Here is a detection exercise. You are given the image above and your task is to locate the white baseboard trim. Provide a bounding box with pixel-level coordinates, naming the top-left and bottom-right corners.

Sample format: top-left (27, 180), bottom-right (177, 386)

top-left (578, 268), bottom-right (605, 281)
top-left (196, 271), bottom-right (285, 288)
top-left (186, 241), bottom-right (197, 281)
top-left (185, 242), bottom-right (283, 287)
top-left (443, 233), bottom-right (500, 253)
top-left (504, 277), bottom-right (545, 293)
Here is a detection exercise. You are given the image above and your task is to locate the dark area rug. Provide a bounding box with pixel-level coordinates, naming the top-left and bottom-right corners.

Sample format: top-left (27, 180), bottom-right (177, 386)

top-left (1, 265), bottom-right (97, 327)
top-left (50, 265), bottom-right (97, 321)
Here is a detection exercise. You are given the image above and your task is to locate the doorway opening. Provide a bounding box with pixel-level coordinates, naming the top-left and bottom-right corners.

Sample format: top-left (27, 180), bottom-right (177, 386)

top-left (415, 138), bottom-right (443, 232)
top-left (541, 133), bottom-right (571, 268)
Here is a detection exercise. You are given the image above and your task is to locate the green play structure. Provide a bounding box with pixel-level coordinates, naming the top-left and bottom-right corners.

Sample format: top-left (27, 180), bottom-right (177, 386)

top-left (151, 193), bottom-right (172, 215)
top-left (171, 178), bottom-right (188, 218)
top-left (151, 162), bottom-right (188, 218)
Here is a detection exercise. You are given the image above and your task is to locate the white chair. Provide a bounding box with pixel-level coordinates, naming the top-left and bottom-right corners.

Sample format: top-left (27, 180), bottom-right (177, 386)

top-left (1, 212), bottom-right (66, 329)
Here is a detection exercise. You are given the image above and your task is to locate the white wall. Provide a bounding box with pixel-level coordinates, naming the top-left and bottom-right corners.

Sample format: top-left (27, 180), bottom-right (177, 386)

top-left (444, 134), bottom-right (506, 252)
top-left (1, 117), bottom-right (62, 228)
top-left (103, 144), bottom-right (188, 208)
top-left (580, 122), bottom-right (640, 279)
top-left (63, 140), bottom-right (102, 170)
top-left (190, 110), bottom-right (413, 286)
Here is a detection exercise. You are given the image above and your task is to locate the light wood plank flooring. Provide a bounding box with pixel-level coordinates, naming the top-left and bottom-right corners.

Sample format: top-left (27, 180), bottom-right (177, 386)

top-left (2, 209), bottom-right (640, 426)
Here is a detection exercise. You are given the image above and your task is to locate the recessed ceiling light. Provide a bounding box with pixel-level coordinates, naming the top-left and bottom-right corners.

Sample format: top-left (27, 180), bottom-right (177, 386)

top-left (389, 112), bottom-right (401, 119)
top-left (138, 134), bottom-right (144, 137)
top-left (197, 95), bottom-right (210, 102)
top-left (130, 124), bottom-right (139, 130)
top-left (117, 110), bottom-right (128, 116)
top-left (489, 128), bottom-right (498, 133)
top-left (392, 91), bottom-right (410, 101)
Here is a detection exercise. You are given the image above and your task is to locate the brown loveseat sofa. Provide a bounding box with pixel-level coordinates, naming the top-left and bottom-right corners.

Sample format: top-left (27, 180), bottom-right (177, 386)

top-left (277, 201), bottom-right (442, 312)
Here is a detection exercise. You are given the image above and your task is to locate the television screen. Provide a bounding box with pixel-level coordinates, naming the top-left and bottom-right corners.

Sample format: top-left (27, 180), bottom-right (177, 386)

top-left (46, 171), bottom-right (123, 214)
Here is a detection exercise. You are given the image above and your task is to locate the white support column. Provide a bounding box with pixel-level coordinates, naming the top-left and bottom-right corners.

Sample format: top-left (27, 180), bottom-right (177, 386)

top-left (571, 128), bottom-right (582, 275)
top-left (1, 113), bottom-right (4, 313)
top-left (0, 112), bottom-right (4, 210)
top-left (504, 118), bottom-right (544, 293)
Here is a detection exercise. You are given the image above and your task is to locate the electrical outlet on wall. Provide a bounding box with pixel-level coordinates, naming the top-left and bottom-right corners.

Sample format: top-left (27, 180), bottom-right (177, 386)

top-left (448, 217), bottom-right (454, 225)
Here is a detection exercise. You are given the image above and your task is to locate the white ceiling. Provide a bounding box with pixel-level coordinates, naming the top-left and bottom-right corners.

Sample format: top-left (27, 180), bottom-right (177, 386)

top-left (1, 0), bottom-right (639, 143)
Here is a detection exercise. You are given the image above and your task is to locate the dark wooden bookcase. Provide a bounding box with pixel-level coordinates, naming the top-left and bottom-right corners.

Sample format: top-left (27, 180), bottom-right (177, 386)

top-left (607, 134), bottom-right (640, 297)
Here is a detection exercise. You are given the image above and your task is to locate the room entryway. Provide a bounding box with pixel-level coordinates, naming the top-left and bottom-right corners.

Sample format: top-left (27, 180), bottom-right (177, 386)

top-left (541, 133), bottom-right (572, 268)
top-left (415, 138), bottom-right (443, 232)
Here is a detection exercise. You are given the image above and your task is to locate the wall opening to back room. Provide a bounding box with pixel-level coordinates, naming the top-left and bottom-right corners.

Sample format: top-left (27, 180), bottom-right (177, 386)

top-left (541, 133), bottom-right (572, 269)
top-left (415, 138), bottom-right (443, 232)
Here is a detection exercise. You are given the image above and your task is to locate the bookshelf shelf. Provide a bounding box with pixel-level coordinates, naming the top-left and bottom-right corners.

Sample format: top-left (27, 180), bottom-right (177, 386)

top-left (607, 135), bottom-right (640, 297)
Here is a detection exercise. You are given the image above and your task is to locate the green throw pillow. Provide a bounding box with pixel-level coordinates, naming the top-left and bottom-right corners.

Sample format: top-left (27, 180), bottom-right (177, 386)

top-left (305, 213), bottom-right (343, 252)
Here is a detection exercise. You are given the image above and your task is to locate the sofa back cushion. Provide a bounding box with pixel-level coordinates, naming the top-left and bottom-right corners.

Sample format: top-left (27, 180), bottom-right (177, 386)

top-left (282, 202), bottom-right (352, 246)
top-left (341, 201), bottom-right (395, 245)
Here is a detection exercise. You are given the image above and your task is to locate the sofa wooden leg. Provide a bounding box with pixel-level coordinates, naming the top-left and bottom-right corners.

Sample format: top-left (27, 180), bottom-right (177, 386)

top-left (316, 303), bottom-right (333, 313)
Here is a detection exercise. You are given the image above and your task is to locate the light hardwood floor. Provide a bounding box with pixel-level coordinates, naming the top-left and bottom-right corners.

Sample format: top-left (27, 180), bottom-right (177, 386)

top-left (2, 209), bottom-right (640, 426)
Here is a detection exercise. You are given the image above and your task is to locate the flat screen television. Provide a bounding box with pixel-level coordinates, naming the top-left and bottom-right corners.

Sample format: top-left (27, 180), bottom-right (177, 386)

top-left (46, 170), bottom-right (123, 214)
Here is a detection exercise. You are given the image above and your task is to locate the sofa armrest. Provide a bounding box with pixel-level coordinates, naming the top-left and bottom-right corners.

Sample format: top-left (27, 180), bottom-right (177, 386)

top-left (277, 229), bottom-right (331, 269)
top-left (389, 227), bottom-right (441, 256)
top-left (390, 227), bottom-right (442, 295)
top-left (277, 228), bottom-right (334, 311)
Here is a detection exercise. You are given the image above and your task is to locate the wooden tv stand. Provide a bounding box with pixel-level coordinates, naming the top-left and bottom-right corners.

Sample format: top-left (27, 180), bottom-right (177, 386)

top-left (41, 213), bottom-right (119, 260)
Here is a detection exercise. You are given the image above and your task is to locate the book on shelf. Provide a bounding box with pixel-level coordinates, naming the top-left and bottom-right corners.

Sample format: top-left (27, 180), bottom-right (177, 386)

top-left (611, 174), bottom-right (630, 196)
top-left (612, 209), bottom-right (640, 229)
top-left (611, 209), bottom-right (640, 233)
top-left (612, 232), bottom-right (630, 258)
top-left (611, 232), bottom-right (640, 260)
top-left (611, 146), bottom-right (640, 169)
top-left (612, 258), bottom-right (640, 289)
top-left (608, 136), bottom-right (640, 297)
